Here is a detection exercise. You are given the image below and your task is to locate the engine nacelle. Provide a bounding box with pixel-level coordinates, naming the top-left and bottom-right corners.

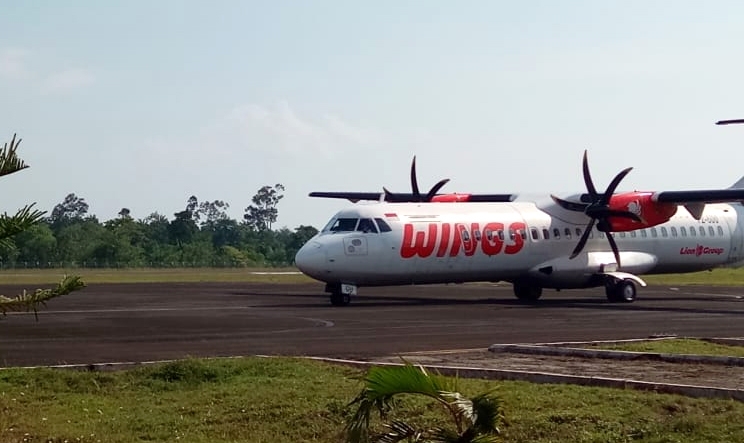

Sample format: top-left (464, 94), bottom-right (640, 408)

top-left (607, 192), bottom-right (677, 231)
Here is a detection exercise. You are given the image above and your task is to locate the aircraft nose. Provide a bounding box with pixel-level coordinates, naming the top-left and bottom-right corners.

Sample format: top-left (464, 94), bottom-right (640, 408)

top-left (295, 241), bottom-right (326, 280)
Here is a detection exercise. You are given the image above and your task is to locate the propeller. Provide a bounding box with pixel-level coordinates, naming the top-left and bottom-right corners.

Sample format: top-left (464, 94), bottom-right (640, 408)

top-left (551, 150), bottom-right (642, 267)
top-left (383, 156), bottom-right (450, 202)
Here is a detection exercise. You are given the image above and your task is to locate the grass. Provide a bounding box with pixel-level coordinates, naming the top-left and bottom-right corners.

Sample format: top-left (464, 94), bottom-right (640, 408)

top-left (2, 357), bottom-right (744, 443)
top-left (0, 268), bottom-right (316, 285)
top-left (1, 266), bottom-right (743, 286)
top-left (587, 338), bottom-right (744, 357)
top-left (643, 267), bottom-right (744, 286)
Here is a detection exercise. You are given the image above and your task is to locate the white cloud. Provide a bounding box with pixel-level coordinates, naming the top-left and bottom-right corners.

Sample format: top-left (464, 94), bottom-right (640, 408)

top-left (225, 101), bottom-right (382, 157)
top-left (41, 68), bottom-right (96, 93)
top-left (0, 48), bottom-right (31, 80)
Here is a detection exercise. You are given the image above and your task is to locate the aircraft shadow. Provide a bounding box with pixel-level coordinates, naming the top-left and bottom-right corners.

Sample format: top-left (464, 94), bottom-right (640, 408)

top-left (238, 291), bottom-right (744, 316)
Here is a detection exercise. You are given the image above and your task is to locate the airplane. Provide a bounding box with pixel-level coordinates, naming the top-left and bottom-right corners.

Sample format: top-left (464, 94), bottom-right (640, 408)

top-left (295, 122), bottom-right (744, 306)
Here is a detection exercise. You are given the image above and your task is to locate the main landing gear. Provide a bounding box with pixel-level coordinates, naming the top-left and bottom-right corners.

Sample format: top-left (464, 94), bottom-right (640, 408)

top-left (513, 281), bottom-right (543, 302)
top-left (511, 279), bottom-right (638, 303)
top-left (605, 279), bottom-right (637, 303)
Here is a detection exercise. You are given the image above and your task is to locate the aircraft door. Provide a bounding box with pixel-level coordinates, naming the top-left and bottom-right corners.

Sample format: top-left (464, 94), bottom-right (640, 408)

top-left (726, 206), bottom-right (744, 264)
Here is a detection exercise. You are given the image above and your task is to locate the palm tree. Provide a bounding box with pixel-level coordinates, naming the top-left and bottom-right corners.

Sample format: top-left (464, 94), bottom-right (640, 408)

top-left (0, 134), bottom-right (84, 317)
top-left (346, 362), bottom-right (503, 443)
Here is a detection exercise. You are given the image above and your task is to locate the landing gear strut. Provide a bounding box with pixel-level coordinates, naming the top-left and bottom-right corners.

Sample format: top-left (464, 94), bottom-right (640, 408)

top-left (605, 279), bottom-right (636, 303)
top-left (513, 282), bottom-right (543, 302)
top-left (326, 283), bottom-right (353, 307)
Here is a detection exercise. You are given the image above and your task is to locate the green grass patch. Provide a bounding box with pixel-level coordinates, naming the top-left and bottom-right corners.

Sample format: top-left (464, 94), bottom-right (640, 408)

top-left (2, 266), bottom-right (744, 286)
top-left (0, 268), bottom-right (316, 285)
top-left (643, 268), bottom-right (744, 286)
top-left (587, 338), bottom-right (744, 357)
top-left (1, 357), bottom-right (744, 442)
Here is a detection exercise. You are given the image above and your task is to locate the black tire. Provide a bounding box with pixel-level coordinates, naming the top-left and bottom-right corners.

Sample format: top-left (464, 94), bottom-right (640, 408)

top-left (513, 282), bottom-right (543, 302)
top-left (330, 292), bottom-right (350, 306)
top-left (617, 280), bottom-right (637, 303)
top-left (605, 280), bottom-right (636, 303)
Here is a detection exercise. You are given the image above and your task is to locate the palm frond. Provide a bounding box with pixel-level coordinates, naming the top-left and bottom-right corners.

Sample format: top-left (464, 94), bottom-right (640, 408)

top-left (376, 420), bottom-right (424, 443)
top-left (0, 134), bottom-right (29, 178)
top-left (0, 275), bottom-right (86, 319)
top-left (0, 204), bottom-right (46, 241)
top-left (470, 393), bottom-right (503, 436)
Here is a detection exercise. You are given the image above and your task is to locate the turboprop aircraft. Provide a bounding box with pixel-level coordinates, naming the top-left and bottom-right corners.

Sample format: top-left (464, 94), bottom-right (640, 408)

top-left (295, 131), bottom-right (744, 306)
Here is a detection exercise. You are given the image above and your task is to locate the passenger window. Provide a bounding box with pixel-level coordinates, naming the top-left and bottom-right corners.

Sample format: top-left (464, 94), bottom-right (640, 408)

top-left (640, 229), bottom-right (647, 238)
top-left (690, 226), bottom-right (696, 237)
top-left (630, 231), bottom-right (636, 238)
top-left (708, 226), bottom-right (715, 236)
top-left (660, 227), bottom-right (668, 237)
top-left (542, 228), bottom-right (550, 240)
top-left (498, 230), bottom-right (505, 241)
top-left (619, 232), bottom-right (626, 238)
top-left (599, 231), bottom-right (605, 239)
top-left (576, 228), bottom-right (582, 237)
top-left (374, 218), bottom-right (392, 232)
top-left (330, 218), bottom-right (359, 232)
top-left (473, 229), bottom-right (482, 241)
top-left (461, 229), bottom-right (471, 241)
top-left (563, 228), bottom-right (571, 239)
top-left (485, 229), bottom-right (494, 241)
top-left (356, 218), bottom-right (378, 233)
top-left (670, 227), bottom-right (677, 237)
top-left (553, 228), bottom-right (560, 239)
top-left (699, 226), bottom-right (705, 237)
top-left (680, 227), bottom-right (687, 237)
top-left (531, 228), bottom-right (539, 240)
top-left (650, 227), bottom-right (658, 238)
top-left (718, 226), bottom-right (724, 236)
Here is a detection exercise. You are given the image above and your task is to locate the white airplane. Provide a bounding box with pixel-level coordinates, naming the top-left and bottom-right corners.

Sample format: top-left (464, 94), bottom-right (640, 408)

top-left (296, 122), bottom-right (744, 306)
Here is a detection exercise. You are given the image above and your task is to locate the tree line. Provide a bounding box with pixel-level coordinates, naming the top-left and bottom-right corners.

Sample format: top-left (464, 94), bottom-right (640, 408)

top-left (0, 185), bottom-right (318, 269)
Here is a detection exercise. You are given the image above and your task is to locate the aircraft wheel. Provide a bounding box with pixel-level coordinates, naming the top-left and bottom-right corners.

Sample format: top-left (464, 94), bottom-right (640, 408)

top-left (617, 280), bottom-right (637, 303)
top-left (330, 292), bottom-right (351, 306)
top-left (513, 282), bottom-right (543, 302)
top-left (605, 280), bottom-right (636, 303)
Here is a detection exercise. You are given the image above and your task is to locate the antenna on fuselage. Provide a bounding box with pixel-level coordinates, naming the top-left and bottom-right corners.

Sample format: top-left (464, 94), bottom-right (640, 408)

top-left (716, 119), bottom-right (744, 125)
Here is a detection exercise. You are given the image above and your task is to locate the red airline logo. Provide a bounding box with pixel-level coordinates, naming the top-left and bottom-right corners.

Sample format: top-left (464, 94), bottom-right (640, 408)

top-left (401, 222), bottom-right (526, 258)
top-left (679, 245), bottom-right (725, 257)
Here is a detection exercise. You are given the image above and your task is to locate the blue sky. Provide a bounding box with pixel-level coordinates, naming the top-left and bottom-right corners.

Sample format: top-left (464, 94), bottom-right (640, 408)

top-left (2, 1), bottom-right (744, 230)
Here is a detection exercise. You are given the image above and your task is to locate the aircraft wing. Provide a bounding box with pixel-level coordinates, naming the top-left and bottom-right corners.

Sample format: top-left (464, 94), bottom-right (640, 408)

top-left (653, 189), bottom-right (744, 204)
top-left (652, 188), bottom-right (744, 219)
top-left (308, 191), bottom-right (515, 203)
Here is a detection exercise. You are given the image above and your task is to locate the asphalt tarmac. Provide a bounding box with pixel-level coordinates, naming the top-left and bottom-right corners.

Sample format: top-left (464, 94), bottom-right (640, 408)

top-left (2, 282), bottom-right (744, 367)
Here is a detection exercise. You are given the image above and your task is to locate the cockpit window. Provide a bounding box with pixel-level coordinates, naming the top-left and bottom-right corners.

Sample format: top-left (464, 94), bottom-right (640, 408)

top-left (328, 218), bottom-right (359, 232)
top-left (357, 218), bottom-right (378, 233)
top-left (374, 218), bottom-right (392, 232)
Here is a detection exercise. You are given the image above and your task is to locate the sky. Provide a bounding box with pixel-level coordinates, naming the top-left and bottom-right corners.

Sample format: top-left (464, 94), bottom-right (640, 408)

top-left (2, 1), bottom-right (744, 230)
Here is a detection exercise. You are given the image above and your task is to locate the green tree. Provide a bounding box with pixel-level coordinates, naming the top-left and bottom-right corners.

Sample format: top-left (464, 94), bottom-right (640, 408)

top-left (0, 134), bottom-right (84, 315)
top-left (346, 363), bottom-right (503, 443)
top-left (12, 222), bottom-right (57, 267)
top-left (243, 184), bottom-right (285, 231)
top-left (49, 192), bottom-right (90, 230)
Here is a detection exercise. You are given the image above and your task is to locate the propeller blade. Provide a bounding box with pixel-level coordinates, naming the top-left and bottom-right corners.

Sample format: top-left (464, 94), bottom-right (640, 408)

top-left (570, 219), bottom-right (596, 259)
top-left (410, 156), bottom-right (421, 199)
top-left (551, 195), bottom-right (589, 212)
top-left (426, 178), bottom-right (451, 201)
top-left (606, 231), bottom-right (622, 268)
top-left (599, 167), bottom-right (633, 205)
top-left (582, 150), bottom-right (598, 197)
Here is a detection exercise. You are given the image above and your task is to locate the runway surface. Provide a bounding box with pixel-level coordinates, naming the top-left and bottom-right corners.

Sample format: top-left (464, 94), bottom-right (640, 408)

top-left (2, 282), bottom-right (744, 367)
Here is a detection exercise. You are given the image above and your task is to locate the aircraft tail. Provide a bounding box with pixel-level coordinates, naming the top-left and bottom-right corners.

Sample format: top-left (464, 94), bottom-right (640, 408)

top-left (730, 176), bottom-right (744, 189)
